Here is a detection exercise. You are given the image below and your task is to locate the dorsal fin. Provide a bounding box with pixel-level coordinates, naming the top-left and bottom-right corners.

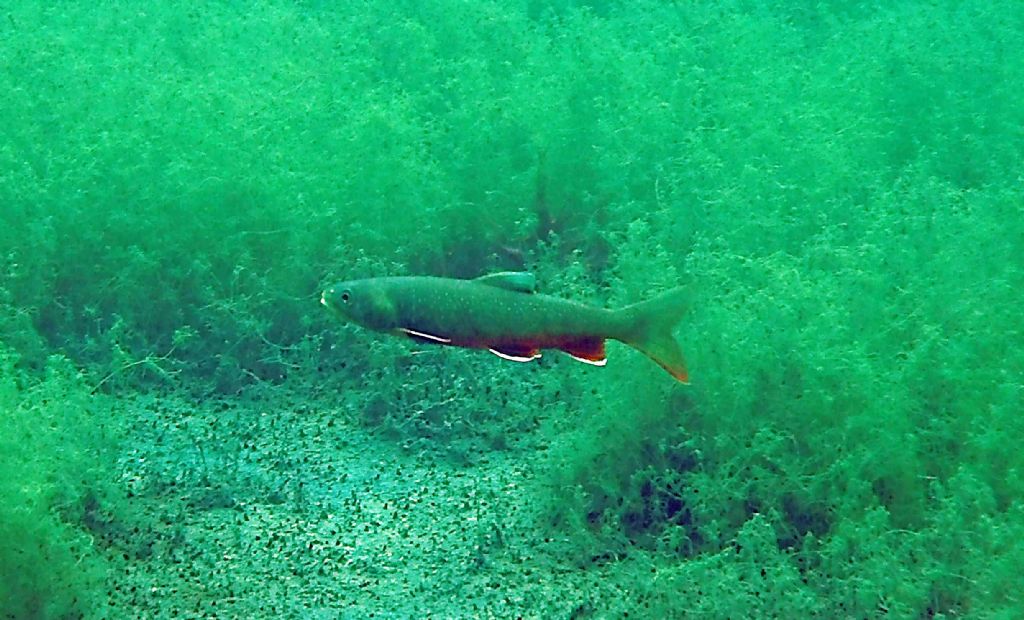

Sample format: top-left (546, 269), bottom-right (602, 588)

top-left (473, 272), bottom-right (536, 293)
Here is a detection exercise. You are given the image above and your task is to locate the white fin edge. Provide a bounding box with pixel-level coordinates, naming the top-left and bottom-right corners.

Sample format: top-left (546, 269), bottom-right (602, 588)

top-left (569, 354), bottom-right (607, 366)
top-left (400, 328), bottom-right (452, 344)
top-left (489, 348), bottom-right (542, 362)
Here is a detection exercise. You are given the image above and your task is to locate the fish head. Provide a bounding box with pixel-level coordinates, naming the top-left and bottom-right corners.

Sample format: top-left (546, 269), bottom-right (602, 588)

top-left (321, 279), bottom-right (397, 331)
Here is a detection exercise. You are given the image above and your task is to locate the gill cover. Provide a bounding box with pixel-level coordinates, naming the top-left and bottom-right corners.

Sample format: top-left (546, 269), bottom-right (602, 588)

top-left (323, 280), bottom-right (397, 331)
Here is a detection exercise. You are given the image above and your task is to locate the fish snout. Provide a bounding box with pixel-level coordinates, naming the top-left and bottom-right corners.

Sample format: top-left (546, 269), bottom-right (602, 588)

top-left (321, 286), bottom-right (350, 317)
top-left (321, 283), bottom-right (358, 322)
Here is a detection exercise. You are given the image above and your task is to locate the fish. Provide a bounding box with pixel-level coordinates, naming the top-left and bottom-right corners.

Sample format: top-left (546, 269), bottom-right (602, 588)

top-left (321, 271), bottom-right (689, 383)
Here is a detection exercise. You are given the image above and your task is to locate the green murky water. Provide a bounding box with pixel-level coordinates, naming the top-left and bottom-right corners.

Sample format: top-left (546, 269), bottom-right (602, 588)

top-left (2, 1), bottom-right (1022, 617)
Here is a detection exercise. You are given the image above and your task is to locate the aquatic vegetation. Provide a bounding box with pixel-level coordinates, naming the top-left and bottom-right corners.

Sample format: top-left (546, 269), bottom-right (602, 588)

top-left (1, 0), bottom-right (1022, 616)
top-left (0, 349), bottom-right (122, 619)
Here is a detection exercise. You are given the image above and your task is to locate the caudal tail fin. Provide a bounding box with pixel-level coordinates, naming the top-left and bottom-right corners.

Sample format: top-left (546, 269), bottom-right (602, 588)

top-left (615, 287), bottom-right (690, 383)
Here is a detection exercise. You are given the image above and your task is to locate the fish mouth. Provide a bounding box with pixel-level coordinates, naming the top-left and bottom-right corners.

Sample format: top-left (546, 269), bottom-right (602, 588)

top-left (321, 287), bottom-right (338, 309)
top-left (320, 289), bottom-right (346, 319)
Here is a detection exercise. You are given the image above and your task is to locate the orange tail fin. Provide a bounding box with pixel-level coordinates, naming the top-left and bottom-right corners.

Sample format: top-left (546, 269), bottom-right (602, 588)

top-left (616, 287), bottom-right (690, 383)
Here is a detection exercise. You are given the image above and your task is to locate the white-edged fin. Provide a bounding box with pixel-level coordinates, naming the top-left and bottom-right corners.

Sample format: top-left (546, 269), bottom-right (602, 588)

top-left (489, 348), bottom-right (541, 362)
top-left (569, 354), bottom-right (607, 366)
top-left (400, 328), bottom-right (452, 344)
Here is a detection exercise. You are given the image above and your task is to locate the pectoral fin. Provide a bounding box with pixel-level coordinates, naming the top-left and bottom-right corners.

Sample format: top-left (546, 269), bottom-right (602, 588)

top-left (398, 328), bottom-right (452, 344)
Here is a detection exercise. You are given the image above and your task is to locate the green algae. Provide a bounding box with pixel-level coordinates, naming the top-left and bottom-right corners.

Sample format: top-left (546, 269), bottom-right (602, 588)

top-left (2, 0), bottom-right (1023, 617)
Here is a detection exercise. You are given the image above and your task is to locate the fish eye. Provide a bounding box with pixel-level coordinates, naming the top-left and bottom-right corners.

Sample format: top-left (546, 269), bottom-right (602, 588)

top-left (340, 290), bottom-right (350, 303)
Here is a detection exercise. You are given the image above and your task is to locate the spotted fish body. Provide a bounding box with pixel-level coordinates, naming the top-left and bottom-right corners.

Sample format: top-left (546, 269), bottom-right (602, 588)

top-left (322, 272), bottom-right (689, 382)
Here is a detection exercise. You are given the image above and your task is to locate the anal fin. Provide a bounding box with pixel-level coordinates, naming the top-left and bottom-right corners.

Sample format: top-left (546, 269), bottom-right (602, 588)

top-left (561, 338), bottom-right (607, 366)
top-left (488, 344), bottom-right (541, 362)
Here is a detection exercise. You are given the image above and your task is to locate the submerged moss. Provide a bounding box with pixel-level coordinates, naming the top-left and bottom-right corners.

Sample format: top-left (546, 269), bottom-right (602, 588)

top-left (2, 0), bottom-right (1022, 616)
